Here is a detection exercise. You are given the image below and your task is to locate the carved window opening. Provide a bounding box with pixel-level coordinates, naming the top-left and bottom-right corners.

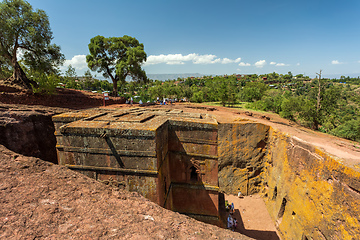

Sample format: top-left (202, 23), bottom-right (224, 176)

top-left (190, 166), bottom-right (198, 181)
top-left (189, 158), bottom-right (202, 182)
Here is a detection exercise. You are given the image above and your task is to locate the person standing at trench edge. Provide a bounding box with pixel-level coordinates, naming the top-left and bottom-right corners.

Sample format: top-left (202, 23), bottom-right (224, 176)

top-left (227, 214), bottom-right (233, 230)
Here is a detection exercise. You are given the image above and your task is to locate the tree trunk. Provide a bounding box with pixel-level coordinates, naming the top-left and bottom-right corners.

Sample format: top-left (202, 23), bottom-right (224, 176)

top-left (7, 59), bottom-right (36, 90)
top-left (312, 119), bottom-right (319, 131)
top-left (313, 70), bottom-right (322, 131)
top-left (112, 78), bottom-right (118, 96)
top-left (316, 70), bottom-right (322, 113)
top-left (105, 67), bottom-right (118, 96)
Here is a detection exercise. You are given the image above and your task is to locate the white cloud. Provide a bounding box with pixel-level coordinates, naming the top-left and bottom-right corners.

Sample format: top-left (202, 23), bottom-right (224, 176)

top-left (238, 62), bottom-right (251, 66)
top-left (64, 55), bottom-right (88, 70)
top-left (234, 57), bottom-right (242, 63)
top-left (145, 54), bottom-right (182, 65)
top-left (167, 61), bottom-right (185, 65)
top-left (254, 60), bottom-right (266, 68)
top-left (144, 53), bottom-right (242, 66)
top-left (297, 63), bottom-right (300, 66)
top-left (220, 57), bottom-right (242, 64)
top-left (193, 54), bottom-right (220, 64)
top-left (221, 57), bottom-right (241, 64)
top-left (221, 58), bottom-right (232, 64)
top-left (331, 60), bottom-right (343, 65)
top-left (269, 61), bottom-right (288, 66)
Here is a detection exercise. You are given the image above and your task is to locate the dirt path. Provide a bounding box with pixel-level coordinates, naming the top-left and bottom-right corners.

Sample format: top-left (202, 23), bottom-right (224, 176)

top-left (225, 194), bottom-right (280, 240)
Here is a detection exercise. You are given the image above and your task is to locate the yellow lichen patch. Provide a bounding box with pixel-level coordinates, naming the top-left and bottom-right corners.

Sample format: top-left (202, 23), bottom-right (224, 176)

top-left (262, 131), bottom-right (360, 239)
top-left (234, 118), bottom-right (256, 122)
top-left (219, 122), bottom-right (360, 239)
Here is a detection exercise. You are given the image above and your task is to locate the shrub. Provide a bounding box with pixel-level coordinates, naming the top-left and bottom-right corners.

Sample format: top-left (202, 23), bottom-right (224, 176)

top-left (331, 119), bottom-right (360, 142)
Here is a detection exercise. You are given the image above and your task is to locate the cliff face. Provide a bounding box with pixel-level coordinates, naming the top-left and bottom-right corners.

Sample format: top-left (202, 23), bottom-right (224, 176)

top-left (218, 121), bottom-right (360, 239)
top-left (0, 104), bottom-right (65, 164)
top-left (218, 122), bottom-right (270, 195)
top-left (265, 130), bottom-right (360, 240)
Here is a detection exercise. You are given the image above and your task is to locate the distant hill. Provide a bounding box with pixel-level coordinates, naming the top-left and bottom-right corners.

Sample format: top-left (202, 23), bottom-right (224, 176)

top-left (323, 73), bottom-right (360, 79)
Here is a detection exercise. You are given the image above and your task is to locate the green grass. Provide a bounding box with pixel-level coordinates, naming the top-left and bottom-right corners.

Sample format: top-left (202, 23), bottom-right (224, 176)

top-left (199, 101), bottom-right (279, 116)
top-left (200, 101), bottom-right (248, 109)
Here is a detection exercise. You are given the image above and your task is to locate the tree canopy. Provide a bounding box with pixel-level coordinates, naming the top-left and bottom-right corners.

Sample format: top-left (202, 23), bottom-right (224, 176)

top-left (65, 65), bottom-right (76, 79)
top-left (0, 0), bottom-right (64, 89)
top-left (86, 35), bottom-right (147, 95)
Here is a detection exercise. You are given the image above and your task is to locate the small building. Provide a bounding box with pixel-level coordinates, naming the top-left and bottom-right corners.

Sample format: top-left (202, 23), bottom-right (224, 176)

top-left (53, 108), bottom-right (222, 225)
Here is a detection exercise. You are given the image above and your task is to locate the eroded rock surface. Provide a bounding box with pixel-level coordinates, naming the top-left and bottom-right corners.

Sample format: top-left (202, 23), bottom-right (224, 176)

top-left (0, 87), bottom-right (126, 109)
top-left (218, 122), bottom-right (270, 195)
top-left (0, 145), bottom-right (252, 240)
top-left (0, 104), bottom-right (67, 163)
top-left (263, 131), bottom-right (360, 239)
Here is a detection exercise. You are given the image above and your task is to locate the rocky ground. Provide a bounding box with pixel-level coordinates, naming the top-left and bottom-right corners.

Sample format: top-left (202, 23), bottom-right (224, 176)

top-left (1, 87), bottom-right (359, 240)
top-left (0, 145), bottom-right (252, 240)
top-left (0, 87), bottom-right (125, 110)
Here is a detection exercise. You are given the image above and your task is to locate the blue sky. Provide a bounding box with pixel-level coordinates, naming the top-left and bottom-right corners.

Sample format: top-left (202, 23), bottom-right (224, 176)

top-left (26, 0), bottom-right (360, 78)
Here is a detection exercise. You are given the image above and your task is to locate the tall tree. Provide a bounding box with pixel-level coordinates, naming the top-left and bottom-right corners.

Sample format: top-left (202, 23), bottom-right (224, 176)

top-left (316, 70), bottom-right (322, 113)
top-left (313, 69), bottom-right (323, 130)
top-left (84, 69), bottom-right (92, 79)
top-left (65, 65), bottom-right (76, 79)
top-left (0, 0), bottom-right (64, 89)
top-left (86, 35), bottom-right (147, 95)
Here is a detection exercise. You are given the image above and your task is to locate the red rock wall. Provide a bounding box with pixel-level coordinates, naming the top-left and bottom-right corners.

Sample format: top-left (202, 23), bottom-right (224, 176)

top-left (218, 122), bottom-right (269, 195)
top-left (218, 121), bottom-right (360, 239)
top-left (167, 120), bottom-right (220, 219)
top-left (0, 107), bottom-right (60, 163)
